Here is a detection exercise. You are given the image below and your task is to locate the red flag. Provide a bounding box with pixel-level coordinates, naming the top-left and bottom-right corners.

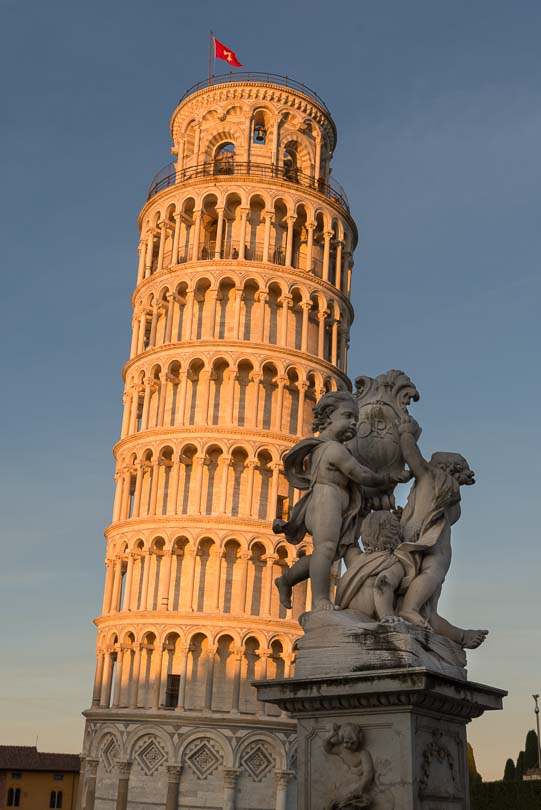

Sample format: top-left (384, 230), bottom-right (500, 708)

top-left (214, 36), bottom-right (243, 67)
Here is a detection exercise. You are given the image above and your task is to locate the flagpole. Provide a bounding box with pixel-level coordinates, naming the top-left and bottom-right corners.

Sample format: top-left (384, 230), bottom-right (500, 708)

top-left (208, 31), bottom-right (213, 85)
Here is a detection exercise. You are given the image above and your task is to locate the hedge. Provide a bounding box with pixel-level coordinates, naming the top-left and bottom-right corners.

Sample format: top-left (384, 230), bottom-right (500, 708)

top-left (471, 780), bottom-right (541, 809)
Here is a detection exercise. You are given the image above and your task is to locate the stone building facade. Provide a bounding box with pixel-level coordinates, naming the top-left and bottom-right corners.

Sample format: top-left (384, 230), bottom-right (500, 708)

top-left (78, 73), bottom-right (358, 810)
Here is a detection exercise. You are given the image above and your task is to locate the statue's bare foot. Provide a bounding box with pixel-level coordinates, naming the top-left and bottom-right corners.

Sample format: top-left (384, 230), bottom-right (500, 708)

top-left (381, 614), bottom-right (402, 624)
top-left (462, 629), bottom-right (488, 649)
top-left (399, 610), bottom-right (433, 631)
top-left (274, 576), bottom-right (292, 610)
top-left (312, 598), bottom-right (338, 612)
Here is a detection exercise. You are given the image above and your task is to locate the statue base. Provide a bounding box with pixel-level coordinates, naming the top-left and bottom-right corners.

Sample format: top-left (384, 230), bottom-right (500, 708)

top-left (255, 668), bottom-right (505, 810)
top-left (296, 609), bottom-right (467, 681)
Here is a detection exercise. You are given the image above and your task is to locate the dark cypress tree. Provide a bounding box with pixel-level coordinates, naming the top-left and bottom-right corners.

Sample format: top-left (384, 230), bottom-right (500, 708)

top-left (524, 729), bottom-right (539, 771)
top-left (516, 750), bottom-right (525, 780)
top-left (503, 758), bottom-right (516, 781)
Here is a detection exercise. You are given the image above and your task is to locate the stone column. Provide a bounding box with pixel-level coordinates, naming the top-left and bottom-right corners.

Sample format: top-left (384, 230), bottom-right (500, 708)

top-left (263, 211), bottom-right (274, 262)
top-left (207, 289), bottom-right (218, 339)
top-left (164, 766), bottom-right (182, 810)
top-left (193, 455), bottom-right (206, 515)
top-left (250, 372), bottom-right (261, 428)
top-left (233, 287), bottom-right (243, 340)
top-left (168, 454), bottom-right (181, 516)
top-left (120, 391), bottom-right (131, 438)
top-left (140, 551), bottom-right (152, 610)
top-left (274, 771), bottom-right (293, 810)
top-left (102, 562), bottom-right (114, 614)
top-left (130, 315), bottom-right (140, 358)
top-left (223, 768), bottom-right (240, 810)
top-left (279, 296), bottom-right (291, 346)
top-left (177, 371), bottom-right (188, 423)
top-left (199, 370), bottom-right (211, 426)
top-left (239, 208), bottom-right (249, 259)
top-left (184, 547), bottom-right (197, 611)
top-left (128, 645), bottom-right (142, 708)
top-left (91, 651), bottom-right (105, 706)
top-left (172, 213), bottom-right (181, 265)
top-left (314, 131), bottom-right (322, 181)
top-left (285, 215), bottom-right (295, 266)
top-left (157, 372), bottom-right (168, 426)
top-left (214, 207), bottom-right (224, 258)
top-left (136, 240), bottom-right (146, 285)
top-left (239, 551), bottom-right (250, 608)
top-left (137, 311), bottom-right (147, 353)
top-left (218, 455), bottom-right (231, 514)
top-left (176, 644), bottom-right (190, 710)
top-left (122, 554), bottom-right (134, 612)
top-left (148, 460), bottom-right (160, 515)
top-left (184, 289), bottom-right (195, 340)
top-left (317, 311), bottom-right (327, 358)
top-left (144, 232), bottom-right (154, 277)
top-left (115, 761), bottom-right (132, 810)
top-left (331, 319), bottom-right (339, 366)
top-left (301, 302), bottom-right (311, 353)
top-left (306, 221), bottom-right (316, 272)
top-left (204, 647), bottom-right (217, 710)
top-left (322, 230), bottom-right (333, 282)
top-left (268, 463), bottom-right (281, 522)
top-left (335, 240), bottom-right (343, 291)
top-left (99, 650), bottom-right (113, 707)
top-left (160, 550), bottom-right (173, 609)
top-left (111, 558), bottom-right (123, 613)
top-left (165, 295), bottom-right (176, 343)
top-left (262, 555), bottom-right (278, 616)
top-left (273, 377), bottom-right (286, 432)
top-left (111, 646), bottom-right (124, 707)
top-left (191, 211), bottom-right (202, 259)
top-left (129, 386), bottom-right (142, 433)
top-left (225, 369), bottom-right (237, 424)
top-left (149, 305), bottom-right (159, 347)
top-left (140, 380), bottom-right (153, 430)
top-left (297, 382), bottom-right (308, 436)
top-left (213, 549), bottom-right (224, 610)
top-left (82, 758), bottom-right (99, 810)
top-left (258, 292), bottom-right (268, 342)
top-left (244, 463), bottom-right (256, 518)
top-left (132, 464), bottom-right (144, 518)
top-left (152, 645), bottom-right (164, 709)
top-left (231, 648), bottom-right (243, 712)
top-left (156, 221), bottom-right (167, 272)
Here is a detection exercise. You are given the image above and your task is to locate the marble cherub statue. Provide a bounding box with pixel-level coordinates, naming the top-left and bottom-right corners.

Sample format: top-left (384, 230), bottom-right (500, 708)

top-left (324, 722), bottom-right (374, 809)
top-left (273, 391), bottom-right (392, 613)
top-left (393, 415), bottom-right (488, 648)
top-left (334, 510), bottom-right (409, 621)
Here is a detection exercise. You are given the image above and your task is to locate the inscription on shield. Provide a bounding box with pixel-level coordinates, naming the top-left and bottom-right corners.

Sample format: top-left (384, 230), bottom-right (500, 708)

top-left (352, 401), bottom-right (401, 472)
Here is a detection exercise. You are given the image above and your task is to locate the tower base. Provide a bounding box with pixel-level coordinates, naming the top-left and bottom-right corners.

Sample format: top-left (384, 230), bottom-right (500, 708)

top-left (255, 668), bottom-right (505, 810)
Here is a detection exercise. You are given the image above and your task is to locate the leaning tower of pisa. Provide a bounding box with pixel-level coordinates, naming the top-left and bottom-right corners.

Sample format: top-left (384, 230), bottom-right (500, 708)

top-left (78, 73), bottom-right (358, 810)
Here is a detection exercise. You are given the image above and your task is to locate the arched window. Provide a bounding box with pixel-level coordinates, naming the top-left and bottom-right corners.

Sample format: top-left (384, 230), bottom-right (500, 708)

top-left (283, 146), bottom-right (298, 182)
top-left (7, 789), bottom-right (20, 808)
top-left (214, 142), bottom-right (235, 175)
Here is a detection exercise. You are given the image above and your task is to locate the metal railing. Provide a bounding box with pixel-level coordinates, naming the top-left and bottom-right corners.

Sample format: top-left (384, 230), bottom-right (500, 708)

top-left (148, 160), bottom-right (349, 213)
top-left (178, 72), bottom-right (332, 116)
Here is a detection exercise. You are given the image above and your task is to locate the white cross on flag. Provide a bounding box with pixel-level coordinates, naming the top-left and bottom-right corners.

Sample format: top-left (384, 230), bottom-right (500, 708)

top-left (214, 36), bottom-right (243, 67)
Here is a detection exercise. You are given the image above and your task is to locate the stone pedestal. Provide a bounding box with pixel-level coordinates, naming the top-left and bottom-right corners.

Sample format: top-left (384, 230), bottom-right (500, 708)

top-left (256, 668), bottom-right (505, 810)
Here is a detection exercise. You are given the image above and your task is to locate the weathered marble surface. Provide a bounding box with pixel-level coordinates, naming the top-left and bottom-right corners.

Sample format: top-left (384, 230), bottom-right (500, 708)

top-left (295, 609), bottom-right (467, 681)
top-left (255, 669), bottom-right (506, 810)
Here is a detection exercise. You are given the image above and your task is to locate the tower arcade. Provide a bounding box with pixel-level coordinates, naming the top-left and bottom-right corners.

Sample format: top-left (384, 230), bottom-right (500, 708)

top-left (78, 73), bottom-right (358, 810)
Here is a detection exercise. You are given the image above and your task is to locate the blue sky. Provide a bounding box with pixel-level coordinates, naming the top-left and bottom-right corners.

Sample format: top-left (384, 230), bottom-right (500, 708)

top-left (0, 0), bottom-right (540, 781)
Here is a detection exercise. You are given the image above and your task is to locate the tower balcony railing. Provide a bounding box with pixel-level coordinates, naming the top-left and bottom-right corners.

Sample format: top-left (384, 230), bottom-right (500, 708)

top-left (154, 240), bottom-right (325, 278)
top-left (147, 160), bottom-right (350, 214)
top-left (178, 72), bottom-right (332, 117)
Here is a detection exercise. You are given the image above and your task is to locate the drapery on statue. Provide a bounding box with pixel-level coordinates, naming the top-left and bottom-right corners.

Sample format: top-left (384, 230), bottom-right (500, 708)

top-left (272, 391), bottom-right (399, 613)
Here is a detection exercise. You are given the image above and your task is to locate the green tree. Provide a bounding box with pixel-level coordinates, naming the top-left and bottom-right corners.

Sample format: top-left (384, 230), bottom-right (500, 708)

top-left (503, 758), bottom-right (516, 781)
top-left (524, 729), bottom-right (539, 771)
top-left (467, 743), bottom-right (482, 785)
top-left (516, 750), bottom-right (525, 780)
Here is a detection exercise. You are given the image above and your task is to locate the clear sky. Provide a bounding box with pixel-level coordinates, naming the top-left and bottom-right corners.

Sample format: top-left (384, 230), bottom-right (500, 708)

top-left (1, 0), bottom-right (540, 782)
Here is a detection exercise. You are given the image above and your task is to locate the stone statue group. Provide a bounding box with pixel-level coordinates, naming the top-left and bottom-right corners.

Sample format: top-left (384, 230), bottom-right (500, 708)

top-left (273, 370), bottom-right (487, 650)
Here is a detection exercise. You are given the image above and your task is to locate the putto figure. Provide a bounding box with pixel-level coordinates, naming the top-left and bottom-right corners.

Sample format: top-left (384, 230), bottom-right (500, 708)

top-left (395, 416), bottom-right (487, 648)
top-left (324, 722), bottom-right (374, 809)
top-left (273, 392), bottom-right (389, 613)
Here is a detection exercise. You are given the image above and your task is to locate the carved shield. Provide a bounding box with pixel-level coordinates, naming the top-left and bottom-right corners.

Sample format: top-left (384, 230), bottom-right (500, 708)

top-left (347, 370), bottom-right (420, 501)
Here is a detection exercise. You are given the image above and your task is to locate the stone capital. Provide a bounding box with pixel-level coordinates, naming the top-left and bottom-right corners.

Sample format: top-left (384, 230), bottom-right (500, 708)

top-left (223, 768), bottom-right (240, 788)
top-left (117, 760), bottom-right (133, 777)
top-left (166, 765), bottom-right (183, 781)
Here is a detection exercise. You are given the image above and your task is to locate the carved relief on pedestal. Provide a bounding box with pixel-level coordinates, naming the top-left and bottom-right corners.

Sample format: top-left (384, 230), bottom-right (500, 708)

top-left (418, 728), bottom-right (463, 804)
